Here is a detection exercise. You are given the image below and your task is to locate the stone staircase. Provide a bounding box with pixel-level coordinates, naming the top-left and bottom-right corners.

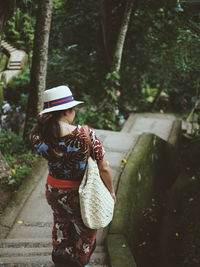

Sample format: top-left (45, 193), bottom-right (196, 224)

top-left (0, 40), bottom-right (27, 83)
top-left (1, 40), bottom-right (22, 70)
top-left (1, 40), bottom-right (16, 53)
top-left (0, 239), bottom-right (108, 266)
top-left (0, 113), bottom-right (181, 266)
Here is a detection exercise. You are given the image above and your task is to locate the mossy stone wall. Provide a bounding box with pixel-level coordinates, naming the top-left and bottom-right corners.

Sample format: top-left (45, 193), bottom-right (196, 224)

top-left (109, 133), bottom-right (171, 267)
top-left (0, 52), bottom-right (8, 72)
top-left (0, 83), bottom-right (3, 106)
top-left (158, 169), bottom-right (200, 267)
top-left (0, 52), bottom-right (8, 105)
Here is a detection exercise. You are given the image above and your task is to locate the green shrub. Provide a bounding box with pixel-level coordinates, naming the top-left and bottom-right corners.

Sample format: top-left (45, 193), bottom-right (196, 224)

top-left (4, 70), bottom-right (30, 110)
top-left (75, 94), bottom-right (120, 131)
top-left (0, 130), bottom-right (37, 189)
top-left (7, 165), bottom-right (31, 186)
top-left (0, 130), bottom-right (27, 155)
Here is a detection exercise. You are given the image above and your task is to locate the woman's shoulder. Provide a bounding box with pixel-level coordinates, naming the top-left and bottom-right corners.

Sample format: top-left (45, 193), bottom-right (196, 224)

top-left (78, 124), bottom-right (95, 134)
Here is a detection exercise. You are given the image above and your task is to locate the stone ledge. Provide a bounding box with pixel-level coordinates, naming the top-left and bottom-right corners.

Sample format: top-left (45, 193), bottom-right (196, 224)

top-left (107, 234), bottom-right (137, 267)
top-left (167, 119), bottom-right (182, 146)
top-left (0, 158), bottom-right (47, 238)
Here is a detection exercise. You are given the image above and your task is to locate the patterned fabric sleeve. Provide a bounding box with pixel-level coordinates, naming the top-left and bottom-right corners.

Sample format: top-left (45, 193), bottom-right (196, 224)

top-left (88, 127), bottom-right (105, 161)
top-left (30, 133), bottom-right (41, 153)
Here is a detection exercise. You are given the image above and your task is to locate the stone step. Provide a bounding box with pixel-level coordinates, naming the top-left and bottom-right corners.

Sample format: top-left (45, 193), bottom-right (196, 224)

top-left (0, 247), bottom-right (51, 257)
top-left (9, 60), bottom-right (21, 63)
top-left (1, 265), bottom-right (108, 267)
top-left (1, 41), bottom-right (16, 50)
top-left (7, 66), bottom-right (21, 70)
top-left (7, 46), bottom-right (16, 50)
top-left (0, 238), bottom-right (51, 248)
top-left (4, 47), bottom-right (16, 54)
top-left (0, 254), bottom-right (107, 265)
top-left (9, 49), bottom-right (16, 53)
top-left (0, 255), bottom-right (107, 266)
top-left (9, 61), bottom-right (21, 65)
top-left (0, 256), bottom-right (109, 266)
top-left (2, 45), bottom-right (15, 51)
top-left (0, 239), bottom-right (105, 252)
top-left (8, 64), bottom-right (21, 67)
top-left (0, 247), bottom-right (106, 258)
top-left (9, 61), bottom-right (21, 64)
top-left (0, 239), bottom-right (107, 265)
top-left (2, 42), bottom-right (14, 47)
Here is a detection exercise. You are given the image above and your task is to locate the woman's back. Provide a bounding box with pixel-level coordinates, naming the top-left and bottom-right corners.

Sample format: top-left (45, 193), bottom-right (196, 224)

top-left (31, 125), bottom-right (105, 181)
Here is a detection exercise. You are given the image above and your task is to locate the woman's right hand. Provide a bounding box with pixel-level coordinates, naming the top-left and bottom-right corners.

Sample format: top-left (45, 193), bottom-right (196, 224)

top-left (110, 192), bottom-right (116, 203)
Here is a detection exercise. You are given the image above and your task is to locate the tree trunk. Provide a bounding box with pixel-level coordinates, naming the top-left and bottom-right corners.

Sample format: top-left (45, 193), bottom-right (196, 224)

top-left (111, 0), bottom-right (134, 73)
top-left (24, 0), bottom-right (53, 138)
top-left (0, 14), bottom-right (5, 45)
top-left (99, 0), bottom-right (134, 129)
top-left (0, 0), bottom-right (15, 45)
top-left (99, 0), bottom-right (113, 67)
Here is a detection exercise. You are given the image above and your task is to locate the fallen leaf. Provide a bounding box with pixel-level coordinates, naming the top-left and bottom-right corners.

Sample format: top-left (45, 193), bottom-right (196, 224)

top-left (138, 241), bottom-right (147, 247)
top-left (175, 232), bottom-right (179, 237)
top-left (121, 158), bottom-right (127, 163)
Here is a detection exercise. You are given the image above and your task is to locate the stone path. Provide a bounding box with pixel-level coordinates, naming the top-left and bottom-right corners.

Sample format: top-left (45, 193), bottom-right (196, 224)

top-left (0, 40), bottom-right (27, 83)
top-left (0, 113), bottom-right (179, 266)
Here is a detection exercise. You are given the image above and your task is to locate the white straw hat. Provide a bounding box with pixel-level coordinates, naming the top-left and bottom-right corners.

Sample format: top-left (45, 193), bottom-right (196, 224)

top-left (40, 85), bottom-right (84, 114)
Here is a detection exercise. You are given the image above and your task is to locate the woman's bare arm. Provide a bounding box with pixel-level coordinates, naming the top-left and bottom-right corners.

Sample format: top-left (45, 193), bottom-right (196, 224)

top-left (97, 158), bottom-right (116, 202)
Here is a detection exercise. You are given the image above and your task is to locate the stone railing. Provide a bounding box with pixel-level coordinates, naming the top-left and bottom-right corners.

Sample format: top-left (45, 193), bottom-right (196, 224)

top-left (107, 119), bottom-right (182, 267)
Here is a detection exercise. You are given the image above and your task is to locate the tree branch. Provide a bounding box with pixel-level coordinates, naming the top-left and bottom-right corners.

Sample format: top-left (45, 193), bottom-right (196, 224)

top-left (111, 0), bottom-right (134, 72)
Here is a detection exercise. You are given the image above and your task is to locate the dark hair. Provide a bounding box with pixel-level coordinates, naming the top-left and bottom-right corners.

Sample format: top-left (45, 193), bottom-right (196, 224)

top-left (30, 108), bottom-right (73, 144)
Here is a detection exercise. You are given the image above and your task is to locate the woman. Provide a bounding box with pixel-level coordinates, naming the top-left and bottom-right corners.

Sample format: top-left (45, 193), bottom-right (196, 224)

top-left (30, 85), bottom-right (116, 267)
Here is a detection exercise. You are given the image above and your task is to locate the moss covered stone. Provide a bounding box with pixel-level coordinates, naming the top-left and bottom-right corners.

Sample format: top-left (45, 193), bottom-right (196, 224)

top-left (107, 234), bottom-right (137, 267)
top-left (0, 52), bottom-right (8, 72)
top-left (158, 169), bottom-right (200, 267)
top-left (108, 133), bottom-right (170, 267)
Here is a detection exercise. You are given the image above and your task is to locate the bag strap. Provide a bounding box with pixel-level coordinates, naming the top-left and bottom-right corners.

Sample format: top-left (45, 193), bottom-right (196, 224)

top-left (82, 125), bottom-right (94, 158)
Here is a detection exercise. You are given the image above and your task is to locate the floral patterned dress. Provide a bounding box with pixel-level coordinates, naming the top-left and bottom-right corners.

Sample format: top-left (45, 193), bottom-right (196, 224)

top-left (31, 125), bottom-right (105, 267)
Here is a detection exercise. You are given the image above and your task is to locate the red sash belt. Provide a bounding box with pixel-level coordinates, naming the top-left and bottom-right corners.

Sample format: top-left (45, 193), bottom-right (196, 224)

top-left (47, 174), bottom-right (81, 188)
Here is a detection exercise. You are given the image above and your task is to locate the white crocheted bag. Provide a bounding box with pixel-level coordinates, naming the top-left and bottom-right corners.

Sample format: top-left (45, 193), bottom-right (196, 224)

top-left (79, 127), bottom-right (115, 229)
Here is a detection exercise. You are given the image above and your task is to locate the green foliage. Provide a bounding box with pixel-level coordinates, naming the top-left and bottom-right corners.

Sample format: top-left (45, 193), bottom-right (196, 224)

top-left (3, 0), bottom-right (200, 124)
top-left (47, 0), bottom-right (105, 100)
top-left (5, 6), bottom-right (36, 54)
top-left (53, 0), bottom-right (63, 9)
top-left (105, 71), bottom-right (121, 101)
top-left (140, 83), bottom-right (169, 109)
top-left (4, 70), bottom-right (30, 110)
top-left (0, 130), bottom-right (37, 188)
top-left (74, 95), bottom-right (118, 130)
top-left (7, 165), bottom-right (31, 186)
top-left (74, 71), bottom-right (122, 130)
top-left (0, 130), bottom-right (26, 155)
top-left (46, 0), bottom-right (199, 119)
top-left (120, 1), bottom-right (200, 113)
top-left (100, 71), bottom-right (121, 130)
